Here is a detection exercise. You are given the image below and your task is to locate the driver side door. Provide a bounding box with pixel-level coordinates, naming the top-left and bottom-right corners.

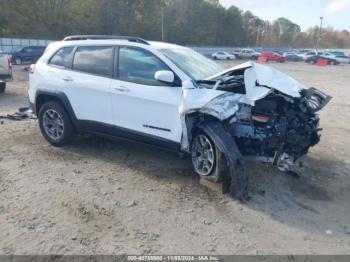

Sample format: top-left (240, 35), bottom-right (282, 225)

top-left (110, 46), bottom-right (183, 147)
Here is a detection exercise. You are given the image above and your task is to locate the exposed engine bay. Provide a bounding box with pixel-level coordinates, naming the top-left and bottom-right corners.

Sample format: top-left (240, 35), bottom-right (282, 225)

top-left (196, 62), bottom-right (331, 171)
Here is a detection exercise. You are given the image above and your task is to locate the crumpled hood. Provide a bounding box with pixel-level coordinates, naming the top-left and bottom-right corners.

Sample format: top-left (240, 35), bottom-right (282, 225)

top-left (208, 61), bottom-right (307, 101)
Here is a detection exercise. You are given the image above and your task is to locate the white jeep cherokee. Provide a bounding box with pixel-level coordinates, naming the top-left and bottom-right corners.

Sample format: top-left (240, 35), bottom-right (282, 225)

top-left (29, 35), bottom-right (331, 199)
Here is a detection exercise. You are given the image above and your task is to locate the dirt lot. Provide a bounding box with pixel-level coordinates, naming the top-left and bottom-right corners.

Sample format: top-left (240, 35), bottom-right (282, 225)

top-left (0, 61), bottom-right (349, 255)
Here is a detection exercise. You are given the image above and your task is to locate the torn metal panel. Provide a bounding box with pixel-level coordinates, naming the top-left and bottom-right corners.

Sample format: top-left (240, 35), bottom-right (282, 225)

top-left (179, 85), bottom-right (243, 151)
top-left (208, 61), bottom-right (306, 99)
top-left (198, 93), bottom-right (240, 121)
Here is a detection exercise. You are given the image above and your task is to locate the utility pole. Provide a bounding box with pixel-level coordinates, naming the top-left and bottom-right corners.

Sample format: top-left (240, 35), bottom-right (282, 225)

top-left (256, 24), bottom-right (261, 47)
top-left (277, 22), bottom-right (283, 48)
top-left (161, 8), bottom-right (164, 41)
top-left (316, 16), bottom-right (323, 50)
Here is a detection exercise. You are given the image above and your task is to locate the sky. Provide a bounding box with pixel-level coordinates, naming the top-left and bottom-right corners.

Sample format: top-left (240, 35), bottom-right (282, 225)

top-left (219, 0), bottom-right (350, 31)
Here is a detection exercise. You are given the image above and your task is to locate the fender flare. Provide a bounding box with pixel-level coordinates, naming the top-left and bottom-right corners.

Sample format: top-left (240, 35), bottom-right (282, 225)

top-left (35, 90), bottom-right (78, 129)
top-left (197, 120), bottom-right (249, 200)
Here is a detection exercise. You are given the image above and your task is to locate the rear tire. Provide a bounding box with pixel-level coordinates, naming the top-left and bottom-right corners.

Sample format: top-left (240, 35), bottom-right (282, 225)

top-left (0, 82), bottom-right (6, 94)
top-left (38, 101), bottom-right (76, 147)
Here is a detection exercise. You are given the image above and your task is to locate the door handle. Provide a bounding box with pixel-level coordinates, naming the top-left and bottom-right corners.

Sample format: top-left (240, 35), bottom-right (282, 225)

top-left (62, 76), bottom-right (74, 82)
top-left (113, 86), bottom-right (130, 93)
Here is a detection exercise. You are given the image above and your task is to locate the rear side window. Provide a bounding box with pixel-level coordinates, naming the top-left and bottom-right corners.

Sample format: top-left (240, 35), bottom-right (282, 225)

top-left (73, 46), bottom-right (113, 77)
top-left (118, 47), bottom-right (169, 86)
top-left (49, 47), bottom-right (74, 68)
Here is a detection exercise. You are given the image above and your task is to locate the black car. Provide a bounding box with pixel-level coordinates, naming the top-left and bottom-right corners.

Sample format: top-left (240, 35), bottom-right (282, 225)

top-left (305, 55), bottom-right (339, 65)
top-left (9, 46), bottom-right (46, 65)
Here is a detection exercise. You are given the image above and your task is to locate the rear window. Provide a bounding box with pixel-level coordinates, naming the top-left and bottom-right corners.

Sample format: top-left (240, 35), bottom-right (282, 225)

top-left (72, 46), bottom-right (113, 77)
top-left (49, 47), bottom-right (74, 68)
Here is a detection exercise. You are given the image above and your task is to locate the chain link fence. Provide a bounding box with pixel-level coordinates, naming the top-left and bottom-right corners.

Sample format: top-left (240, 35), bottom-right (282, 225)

top-left (1, 37), bottom-right (349, 56)
top-left (0, 37), bottom-right (53, 53)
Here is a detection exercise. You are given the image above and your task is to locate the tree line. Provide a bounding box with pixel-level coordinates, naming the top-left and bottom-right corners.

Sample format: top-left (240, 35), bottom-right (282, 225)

top-left (0, 0), bottom-right (349, 48)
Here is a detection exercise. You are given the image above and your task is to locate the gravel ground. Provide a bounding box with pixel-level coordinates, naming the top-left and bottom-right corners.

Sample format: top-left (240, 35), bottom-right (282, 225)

top-left (0, 62), bottom-right (349, 255)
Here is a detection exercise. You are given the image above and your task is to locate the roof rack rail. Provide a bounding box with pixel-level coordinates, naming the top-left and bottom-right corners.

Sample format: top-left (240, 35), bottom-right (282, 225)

top-left (62, 35), bottom-right (150, 45)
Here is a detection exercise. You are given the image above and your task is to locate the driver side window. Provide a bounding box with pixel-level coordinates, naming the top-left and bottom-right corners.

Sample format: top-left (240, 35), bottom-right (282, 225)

top-left (118, 47), bottom-right (170, 86)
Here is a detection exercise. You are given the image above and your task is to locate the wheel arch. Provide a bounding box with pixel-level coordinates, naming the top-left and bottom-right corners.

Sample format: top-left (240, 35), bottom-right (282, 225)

top-left (35, 91), bottom-right (78, 130)
top-left (181, 111), bottom-right (226, 153)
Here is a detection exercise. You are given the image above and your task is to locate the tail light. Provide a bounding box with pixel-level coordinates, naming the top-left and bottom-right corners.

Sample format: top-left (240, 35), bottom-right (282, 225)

top-left (8, 58), bottom-right (13, 70)
top-left (252, 114), bottom-right (270, 123)
top-left (29, 64), bottom-right (35, 74)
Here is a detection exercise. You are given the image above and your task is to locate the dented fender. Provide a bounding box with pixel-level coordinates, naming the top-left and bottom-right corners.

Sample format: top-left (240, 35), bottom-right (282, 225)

top-left (179, 81), bottom-right (244, 151)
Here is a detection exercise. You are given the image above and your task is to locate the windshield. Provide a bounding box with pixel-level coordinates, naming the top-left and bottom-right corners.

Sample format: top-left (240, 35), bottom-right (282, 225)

top-left (160, 47), bottom-right (223, 80)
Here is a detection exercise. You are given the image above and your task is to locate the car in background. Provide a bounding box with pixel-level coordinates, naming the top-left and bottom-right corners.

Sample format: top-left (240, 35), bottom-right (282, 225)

top-left (0, 52), bottom-right (13, 93)
top-left (323, 52), bottom-right (350, 64)
top-left (283, 52), bottom-right (303, 62)
top-left (259, 52), bottom-right (285, 62)
top-left (234, 49), bottom-right (261, 60)
top-left (9, 46), bottom-right (46, 65)
top-left (211, 51), bottom-right (236, 60)
top-left (305, 55), bottom-right (339, 65)
top-left (298, 51), bottom-right (324, 61)
top-left (329, 51), bottom-right (346, 56)
top-left (297, 49), bottom-right (311, 54)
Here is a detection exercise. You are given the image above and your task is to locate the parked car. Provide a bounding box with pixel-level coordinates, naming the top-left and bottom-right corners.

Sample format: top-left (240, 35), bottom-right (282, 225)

top-left (211, 51), bottom-right (236, 60)
top-left (298, 51), bottom-right (324, 61)
top-left (283, 52), bottom-right (303, 62)
top-left (305, 55), bottom-right (339, 65)
top-left (328, 51), bottom-right (346, 56)
top-left (234, 49), bottom-right (261, 60)
top-left (9, 46), bottom-right (46, 65)
top-left (323, 52), bottom-right (350, 64)
top-left (259, 52), bottom-right (285, 62)
top-left (28, 35), bottom-right (331, 199)
top-left (0, 53), bottom-right (13, 93)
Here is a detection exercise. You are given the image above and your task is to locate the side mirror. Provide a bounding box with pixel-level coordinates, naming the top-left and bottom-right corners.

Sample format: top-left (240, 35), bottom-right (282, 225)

top-left (155, 70), bottom-right (174, 84)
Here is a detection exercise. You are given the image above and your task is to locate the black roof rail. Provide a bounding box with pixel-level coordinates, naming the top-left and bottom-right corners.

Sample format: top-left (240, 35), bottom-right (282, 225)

top-left (62, 35), bottom-right (150, 45)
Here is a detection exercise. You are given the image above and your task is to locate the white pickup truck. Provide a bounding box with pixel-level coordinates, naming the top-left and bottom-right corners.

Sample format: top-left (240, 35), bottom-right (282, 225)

top-left (233, 49), bottom-right (261, 60)
top-left (0, 52), bottom-right (13, 93)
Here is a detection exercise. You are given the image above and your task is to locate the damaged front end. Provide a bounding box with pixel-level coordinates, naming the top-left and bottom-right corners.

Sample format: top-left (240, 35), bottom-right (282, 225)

top-left (203, 62), bottom-right (330, 170)
top-left (229, 87), bottom-right (330, 171)
top-left (181, 62), bottom-right (331, 194)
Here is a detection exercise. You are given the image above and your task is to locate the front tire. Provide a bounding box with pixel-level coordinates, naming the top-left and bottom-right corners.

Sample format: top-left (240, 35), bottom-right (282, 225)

top-left (38, 101), bottom-right (76, 147)
top-left (0, 82), bottom-right (6, 93)
top-left (191, 121), bottom-right (248, 200)
top-left (191, 132), bottom-right (217, 177)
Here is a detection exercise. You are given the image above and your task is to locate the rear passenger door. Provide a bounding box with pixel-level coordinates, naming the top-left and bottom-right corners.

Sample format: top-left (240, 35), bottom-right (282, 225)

top-left (110, 46), bottom-right (183, 144)
top-left (59, 45), bottom-right (114, 125)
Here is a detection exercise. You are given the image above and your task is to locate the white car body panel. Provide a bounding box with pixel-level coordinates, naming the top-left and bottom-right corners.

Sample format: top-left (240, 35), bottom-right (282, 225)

top-left (110, 78), bottom-right (183, 142)
top-left (60, 70), bottom-right (114, 125)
